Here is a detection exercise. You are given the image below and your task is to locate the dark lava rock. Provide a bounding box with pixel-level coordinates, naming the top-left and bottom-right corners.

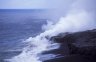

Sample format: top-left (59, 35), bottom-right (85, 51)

top-left (44, 55), bottom-right (91, 62)
top-left (51, 29), bottom-right (96, 55)
top-left (45, 29), bottom-right (96, 62)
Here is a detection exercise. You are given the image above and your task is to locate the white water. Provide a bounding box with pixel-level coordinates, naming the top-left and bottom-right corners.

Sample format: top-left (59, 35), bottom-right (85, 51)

top-left (7, 28), bottom-right (60, 62)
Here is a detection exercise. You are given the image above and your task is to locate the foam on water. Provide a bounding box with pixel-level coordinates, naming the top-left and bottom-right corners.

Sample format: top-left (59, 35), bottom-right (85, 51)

top-left (6, 30), bottom-right (60, 62)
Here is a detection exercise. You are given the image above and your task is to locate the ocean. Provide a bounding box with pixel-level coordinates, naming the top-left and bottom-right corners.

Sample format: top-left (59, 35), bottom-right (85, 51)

top-left (0, 9), bottom-right (48, 62)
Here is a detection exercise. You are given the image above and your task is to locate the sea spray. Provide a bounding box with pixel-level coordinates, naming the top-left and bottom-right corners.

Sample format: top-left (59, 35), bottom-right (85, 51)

top-left (7, 30), bottom-right (60, 62)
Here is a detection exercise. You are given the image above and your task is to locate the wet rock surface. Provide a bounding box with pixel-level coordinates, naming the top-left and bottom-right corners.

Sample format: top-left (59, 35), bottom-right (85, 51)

top-left (44, 29), bottom-right (96, 62)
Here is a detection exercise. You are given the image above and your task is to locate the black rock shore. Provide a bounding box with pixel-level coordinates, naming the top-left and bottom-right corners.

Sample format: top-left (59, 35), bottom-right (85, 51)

top-left (44, 29), bottom-right (96, 62)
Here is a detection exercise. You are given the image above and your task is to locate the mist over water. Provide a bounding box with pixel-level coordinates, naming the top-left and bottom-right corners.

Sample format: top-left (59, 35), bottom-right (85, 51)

top-left (7, 0), bottom-right (96, 62)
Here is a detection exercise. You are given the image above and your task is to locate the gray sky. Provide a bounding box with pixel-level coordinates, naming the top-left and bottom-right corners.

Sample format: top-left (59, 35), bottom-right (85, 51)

top-left (0, 0), bottom-right (95, 11)
top-left (0, 0), bottom-right (47, 9)
top-left (0, 0), bottom-right (74, 9)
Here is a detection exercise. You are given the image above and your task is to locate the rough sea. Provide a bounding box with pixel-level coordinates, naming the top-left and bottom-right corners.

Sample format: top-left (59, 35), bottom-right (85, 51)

top-left (0, 9), bottom-right (48, 62)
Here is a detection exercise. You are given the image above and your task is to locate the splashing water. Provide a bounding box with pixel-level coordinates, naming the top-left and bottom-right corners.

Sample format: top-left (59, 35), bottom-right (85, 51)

top-left (7, 30), bottom-right (60, 62)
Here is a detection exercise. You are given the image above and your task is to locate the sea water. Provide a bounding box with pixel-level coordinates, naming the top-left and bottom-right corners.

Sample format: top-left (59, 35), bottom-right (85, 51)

top-left (0, 9), bottom-right (49, 62)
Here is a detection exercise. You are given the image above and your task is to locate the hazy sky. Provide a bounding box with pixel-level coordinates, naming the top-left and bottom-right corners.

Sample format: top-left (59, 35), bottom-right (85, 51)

top-left (0, 0), bottom-right (95, 11)
top-left (0, 0), bottom-right (74, 9)
top-left (0, 0), bottom-right (47, 9)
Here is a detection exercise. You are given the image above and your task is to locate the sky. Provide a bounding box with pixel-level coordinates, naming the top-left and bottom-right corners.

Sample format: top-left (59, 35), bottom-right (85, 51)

top-left (0, 0), bottom-right (95, 10)
top-left (0, 0), bottom-right (74, 9)
top-left (0, 0), bottom-right (47, 9)
top-left (0, 0), bottom-right (95, 13)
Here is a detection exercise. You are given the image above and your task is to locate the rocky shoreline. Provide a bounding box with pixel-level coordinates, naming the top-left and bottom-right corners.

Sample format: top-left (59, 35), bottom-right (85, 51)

top-left (44, 29), bottom-right (96, 62)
